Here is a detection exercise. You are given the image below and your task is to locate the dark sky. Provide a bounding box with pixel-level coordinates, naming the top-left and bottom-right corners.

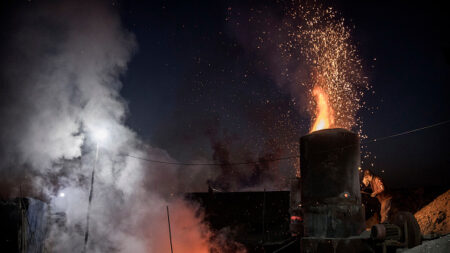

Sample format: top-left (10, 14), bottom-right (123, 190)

top-left (117, 0), bottom-right (449, 188)
top-left (336, 1), bottom-right (450, 187)
top-left (0, 0), bottom-right (448, 190)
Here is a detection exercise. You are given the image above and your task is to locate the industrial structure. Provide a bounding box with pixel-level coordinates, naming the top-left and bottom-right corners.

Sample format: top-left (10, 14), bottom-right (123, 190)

top-left (189, 129), bottom-right (433, 252)
top-left (0, 128), bottom-right (448, 252)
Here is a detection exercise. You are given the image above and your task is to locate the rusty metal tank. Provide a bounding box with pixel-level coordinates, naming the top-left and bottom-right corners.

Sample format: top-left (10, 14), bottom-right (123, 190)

top-left (300, 128), bottom-right (365, 238)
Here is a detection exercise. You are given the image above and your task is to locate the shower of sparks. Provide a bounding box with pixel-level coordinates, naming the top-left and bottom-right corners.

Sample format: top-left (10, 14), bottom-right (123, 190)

top-left (285, 3), bottom-right (370, 134)
top-left (225, 1), bottom-right (372, 178)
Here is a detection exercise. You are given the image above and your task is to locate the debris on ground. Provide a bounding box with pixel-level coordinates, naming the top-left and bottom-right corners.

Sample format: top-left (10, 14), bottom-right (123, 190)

top-left (414, 189), bottom-right (450, 235)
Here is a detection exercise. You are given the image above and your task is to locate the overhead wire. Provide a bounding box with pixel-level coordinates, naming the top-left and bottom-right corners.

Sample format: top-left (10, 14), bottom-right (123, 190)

top-left (121, 119), bottom-right (450, 166)
top-left (368, 119), bottom-right (450, 143)
top-left (124, 153), bottom-right (299, 166)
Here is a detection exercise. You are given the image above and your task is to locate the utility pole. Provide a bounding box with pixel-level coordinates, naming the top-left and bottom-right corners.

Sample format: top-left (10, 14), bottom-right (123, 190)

top-left (83, 143), bottom-right (99, 253)
top-left (167, 206), bottom-right (174, 253)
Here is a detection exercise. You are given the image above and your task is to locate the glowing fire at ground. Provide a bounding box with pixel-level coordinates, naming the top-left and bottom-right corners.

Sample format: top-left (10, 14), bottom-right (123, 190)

top-left (310, 86), bottom-right (334, 132)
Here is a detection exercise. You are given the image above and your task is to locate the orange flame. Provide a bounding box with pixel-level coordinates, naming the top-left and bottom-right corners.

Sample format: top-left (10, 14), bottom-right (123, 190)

top-left (310, 86), bottom-right (334, 132)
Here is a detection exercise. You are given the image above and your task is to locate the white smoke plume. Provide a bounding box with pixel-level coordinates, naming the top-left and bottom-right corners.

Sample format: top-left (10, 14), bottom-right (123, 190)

top-left (0, 1), bottom-right (231, 252)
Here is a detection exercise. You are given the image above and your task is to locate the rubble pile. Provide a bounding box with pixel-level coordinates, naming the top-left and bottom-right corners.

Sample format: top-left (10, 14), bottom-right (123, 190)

top-left (414, 189), bottom-right (450, 235)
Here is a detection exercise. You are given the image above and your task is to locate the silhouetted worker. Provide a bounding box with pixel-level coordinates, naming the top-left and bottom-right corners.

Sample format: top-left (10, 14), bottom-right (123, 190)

top-left (362, 170), bottom-right (392, 223)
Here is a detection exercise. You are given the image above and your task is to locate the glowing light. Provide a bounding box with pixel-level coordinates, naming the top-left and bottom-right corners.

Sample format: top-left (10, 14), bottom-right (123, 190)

top-left (310, 86), bottom-right (334, 132)
top-left (92, 128), bottom-right (108, 143)
top-left (291, 215), bottom-right (303, 221)
top-left (59, 192), bottom-right (65, 198)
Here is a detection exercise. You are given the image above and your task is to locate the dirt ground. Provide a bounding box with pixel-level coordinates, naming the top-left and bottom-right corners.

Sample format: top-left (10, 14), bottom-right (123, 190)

top-left (414, 189), bottom-right (450, 235)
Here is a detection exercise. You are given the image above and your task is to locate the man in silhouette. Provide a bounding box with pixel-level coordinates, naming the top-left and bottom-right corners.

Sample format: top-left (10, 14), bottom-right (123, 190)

top-left (363, 170), bottom-right (392, 223)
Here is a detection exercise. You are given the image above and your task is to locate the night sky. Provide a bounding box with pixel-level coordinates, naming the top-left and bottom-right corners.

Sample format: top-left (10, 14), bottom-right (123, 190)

top-left (1, 0), bottom-right (449, 189)
top-left (117, 1), bottom-right (449, 188)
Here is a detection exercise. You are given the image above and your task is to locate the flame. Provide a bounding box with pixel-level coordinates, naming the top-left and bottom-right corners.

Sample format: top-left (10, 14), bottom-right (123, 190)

top-left (284, 3), bottom-right (370, 136)
top-left (310, 86), bottom-right (334, 132)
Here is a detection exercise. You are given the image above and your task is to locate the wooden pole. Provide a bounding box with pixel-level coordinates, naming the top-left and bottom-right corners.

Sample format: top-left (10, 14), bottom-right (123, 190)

top-left (83, 143), bottom-right (99, 253)
top-left (167, 206), bottom-right (174, 253)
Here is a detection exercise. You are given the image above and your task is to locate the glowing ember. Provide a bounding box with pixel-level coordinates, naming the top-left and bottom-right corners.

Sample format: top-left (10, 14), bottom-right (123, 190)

top-left (310, 85), bottom-right (334, 132)
top-left (291, 215), bottom-right (303, 221)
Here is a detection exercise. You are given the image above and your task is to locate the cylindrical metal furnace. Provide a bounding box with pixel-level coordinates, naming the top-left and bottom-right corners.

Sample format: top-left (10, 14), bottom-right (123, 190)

top-left (300, 128), bottom-right (365, 238)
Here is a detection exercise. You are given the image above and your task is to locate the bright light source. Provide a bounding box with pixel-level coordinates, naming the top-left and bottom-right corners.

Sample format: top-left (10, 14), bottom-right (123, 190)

top-left (92, 128), bottom-right (108, 143)
top-left (59, 192), bottom-right (65, 197)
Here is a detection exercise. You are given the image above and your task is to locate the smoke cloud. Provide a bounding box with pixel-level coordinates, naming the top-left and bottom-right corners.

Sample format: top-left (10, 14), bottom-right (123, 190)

top-left (0, 1), bottom-right (238, 252)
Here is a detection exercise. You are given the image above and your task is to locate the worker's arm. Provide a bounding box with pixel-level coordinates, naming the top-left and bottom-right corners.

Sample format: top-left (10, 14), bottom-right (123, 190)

top-left (371, 177), bottom-right (385, 197)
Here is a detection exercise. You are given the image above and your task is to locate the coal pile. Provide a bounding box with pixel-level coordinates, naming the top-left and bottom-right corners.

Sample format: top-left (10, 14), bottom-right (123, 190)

top-left (415, 189), bottom-right (450, 235)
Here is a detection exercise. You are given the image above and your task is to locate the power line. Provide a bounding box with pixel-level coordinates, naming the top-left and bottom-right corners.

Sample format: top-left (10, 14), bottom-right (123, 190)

top-left (368, 119), bottom-right (450, 143)
top-left (124, 154), bottom-right (299, 166)
top-left (122, 119), bottom-right (450, 166)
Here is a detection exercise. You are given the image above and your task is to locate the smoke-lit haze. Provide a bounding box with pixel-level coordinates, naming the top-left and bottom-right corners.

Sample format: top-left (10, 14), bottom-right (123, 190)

top-left (0, 1), bottom-right (240, 252)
